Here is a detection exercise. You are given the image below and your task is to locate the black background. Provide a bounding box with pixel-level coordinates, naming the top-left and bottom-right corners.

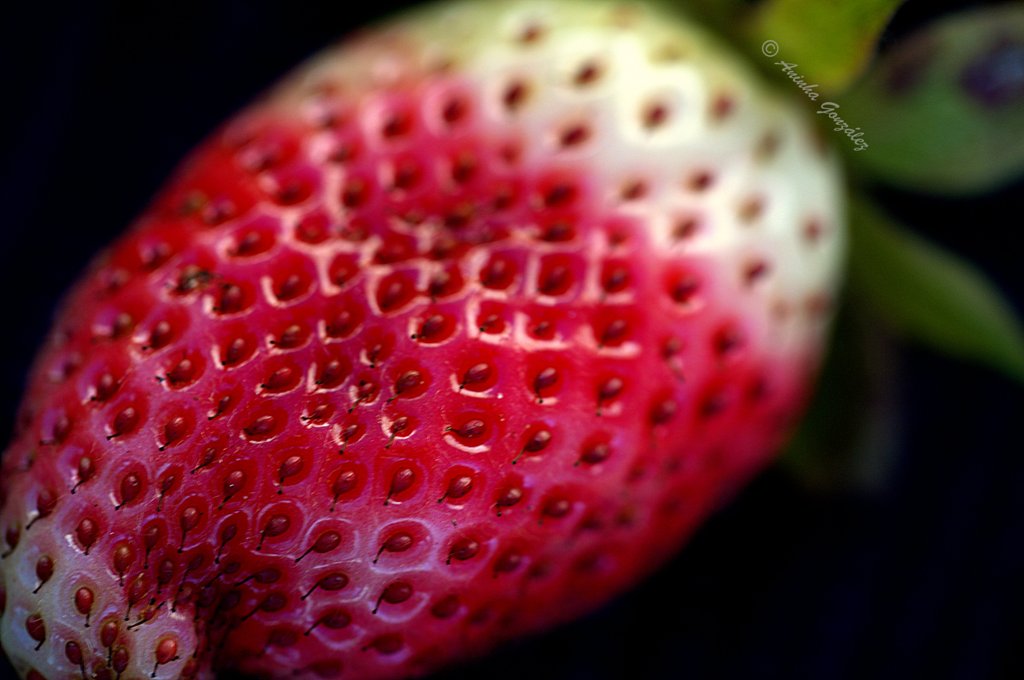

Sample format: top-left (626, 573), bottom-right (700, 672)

top-left (2, 2), bottom-right (1023, 679)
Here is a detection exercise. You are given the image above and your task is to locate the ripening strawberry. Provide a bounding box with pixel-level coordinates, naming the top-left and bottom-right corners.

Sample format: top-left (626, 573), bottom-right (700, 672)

top-left (0, 1), bottom-right (843, 678)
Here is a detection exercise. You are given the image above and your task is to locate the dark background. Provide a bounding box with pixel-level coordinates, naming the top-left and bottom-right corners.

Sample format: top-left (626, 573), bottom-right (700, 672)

top-left (1, 2), bottom-right (1022, 679)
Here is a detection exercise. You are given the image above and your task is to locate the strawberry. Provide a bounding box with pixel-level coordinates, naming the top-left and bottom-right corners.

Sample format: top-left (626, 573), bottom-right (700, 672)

top-left (0, 1), bottom-right (843, 678)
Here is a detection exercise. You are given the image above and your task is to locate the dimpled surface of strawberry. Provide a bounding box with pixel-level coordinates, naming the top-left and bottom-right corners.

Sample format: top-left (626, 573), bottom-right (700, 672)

top-left (0, 1), bottom-right (844, 679)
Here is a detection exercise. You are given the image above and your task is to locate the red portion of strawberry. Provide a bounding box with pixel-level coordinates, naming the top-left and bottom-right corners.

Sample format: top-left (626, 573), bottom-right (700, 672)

top-left (0, 2), bottom-right (842, 679)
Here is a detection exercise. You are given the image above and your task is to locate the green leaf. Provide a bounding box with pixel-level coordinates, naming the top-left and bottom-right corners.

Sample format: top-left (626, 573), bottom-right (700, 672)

top-left (848, 198), bottom-right (1024, 381)
top-left (781, 300), bottom-right (902, 492)
top-left (842, 5), bottom-right (1024, 194)
top-left (748, 0), bottom-right (902, 93)
top-left (683, 0), bottom-right (754, 36)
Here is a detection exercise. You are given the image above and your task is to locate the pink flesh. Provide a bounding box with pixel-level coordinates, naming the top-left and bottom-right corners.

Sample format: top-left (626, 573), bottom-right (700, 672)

top-left (0, 72), bottom-right (817, 680)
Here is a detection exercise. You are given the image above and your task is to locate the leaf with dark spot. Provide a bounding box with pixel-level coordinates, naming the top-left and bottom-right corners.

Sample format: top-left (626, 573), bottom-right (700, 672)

top-left (843, 6), bottom-right (1024, 194)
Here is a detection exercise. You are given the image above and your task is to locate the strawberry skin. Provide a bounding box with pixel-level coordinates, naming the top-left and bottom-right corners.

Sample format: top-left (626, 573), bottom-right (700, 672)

top-left (0, 1), bottom-right (843, 679)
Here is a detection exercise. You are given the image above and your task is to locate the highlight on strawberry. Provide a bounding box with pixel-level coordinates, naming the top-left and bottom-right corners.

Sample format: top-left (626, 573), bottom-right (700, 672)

top-left (1, 1), bottom-right (1022, 679)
